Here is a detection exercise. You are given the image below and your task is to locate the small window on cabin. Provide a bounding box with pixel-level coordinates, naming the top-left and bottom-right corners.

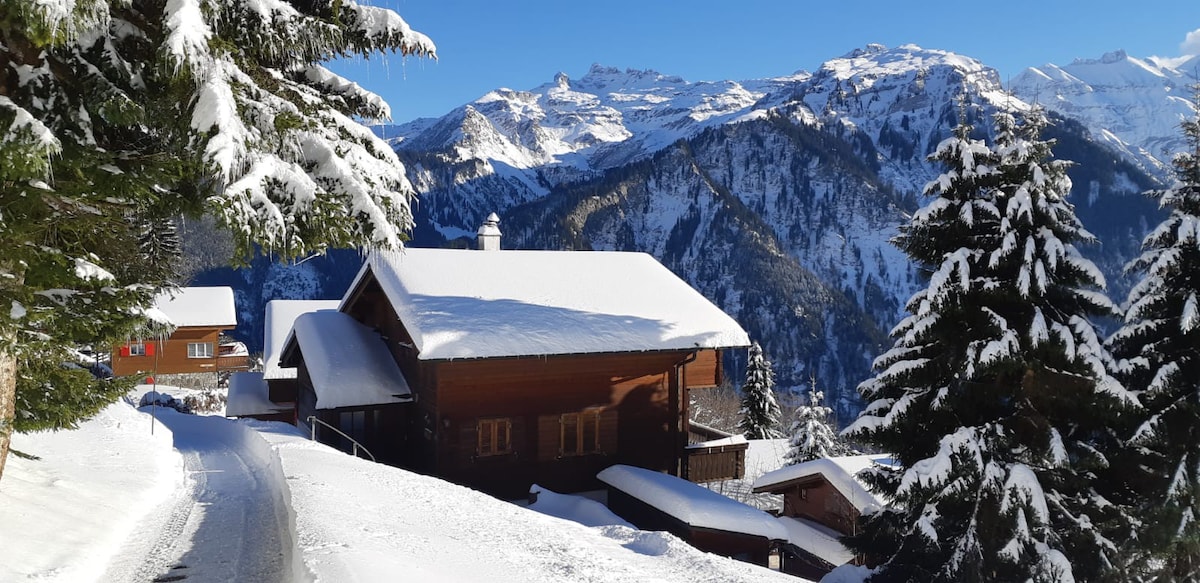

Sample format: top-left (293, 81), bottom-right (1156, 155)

top-left (187, 342), bottom-right (213, 358)
top-left (560, 409), bottom-right (602, 456)
top-left (800, 488), bottom-right (809, 501)
top-left (128, 343), bottom-right (147, 356)
top-left (477, 418), bottom-right (512, 457)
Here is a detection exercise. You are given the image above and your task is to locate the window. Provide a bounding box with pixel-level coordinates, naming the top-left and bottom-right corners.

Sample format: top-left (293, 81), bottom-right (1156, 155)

top-left (129, 343), bottom-right (146, 356)
top-left (560, 410), bottom-right (601, 456)
top-left (477, 418), bottom-right (512, 457)
top-left (187, 342), bottom-right (213, 358)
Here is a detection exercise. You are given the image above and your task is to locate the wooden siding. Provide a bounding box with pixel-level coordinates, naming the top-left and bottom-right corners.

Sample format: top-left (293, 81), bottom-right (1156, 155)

top-left (778, 476), bottom-right (862, 535)
top-left (111, 327), bottom-right (244, 376)
top-left (684, 441), bottom-right (748, 483)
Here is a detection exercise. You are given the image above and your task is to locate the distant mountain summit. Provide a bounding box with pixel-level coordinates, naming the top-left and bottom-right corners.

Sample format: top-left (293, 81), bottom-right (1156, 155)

top-left (1011, 49), bottom-right (1200, 176)
top-left (212, 44), bottom-right (1160, 421)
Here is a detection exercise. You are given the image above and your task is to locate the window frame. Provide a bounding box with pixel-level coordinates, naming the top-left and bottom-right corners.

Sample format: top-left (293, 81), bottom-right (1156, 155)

top-left (476, 417), bottom-right (513, 457)
top-left (559, 409), bottom-right (602, 457)
top-left (187, 342), bottom-right (214, 359)
top-left (128, 342), bottom-right (147, 356)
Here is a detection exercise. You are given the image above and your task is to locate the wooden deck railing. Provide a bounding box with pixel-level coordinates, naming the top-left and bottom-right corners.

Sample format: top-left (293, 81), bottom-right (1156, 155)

top-left (684, 440), bottom-right (748, 483)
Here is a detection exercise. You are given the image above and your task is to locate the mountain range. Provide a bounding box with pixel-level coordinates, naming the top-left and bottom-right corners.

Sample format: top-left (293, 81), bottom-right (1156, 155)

top-left (197, 43), bottom-right (1197, 425)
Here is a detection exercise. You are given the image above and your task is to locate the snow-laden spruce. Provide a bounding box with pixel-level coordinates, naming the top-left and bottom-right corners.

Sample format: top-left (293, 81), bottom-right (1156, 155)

top-left (738, 342), bottom-right (783, 440)
top-left (0, 0), bottom-right (433, 481)
top-left (843, 104), bottom-right (1137, 582)
top-left (1108, 85), bottom-right (1200, 579)
top-left (785, 384), bottom-right (847, 464)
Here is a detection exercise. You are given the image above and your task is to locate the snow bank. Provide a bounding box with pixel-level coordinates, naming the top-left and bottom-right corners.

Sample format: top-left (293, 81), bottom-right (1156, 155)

top-left (255, 427), bottom-right (799, 582)
top-left (777, 516), bottom-right (855, 566)
top-left (363, 248), bottom-right (751, 360)
top-left (598, 464), bottom-right (788, 540)
top-left (0, 399), bottom-right (183, 582)
top-left (527, 484), bottom-right (633, 528)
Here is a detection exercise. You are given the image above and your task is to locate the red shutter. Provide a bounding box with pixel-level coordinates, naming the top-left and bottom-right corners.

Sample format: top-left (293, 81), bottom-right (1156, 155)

top-left (119, 346), bottom-right (130, 357)
top-left (145, 343), bottom-right (156, 357)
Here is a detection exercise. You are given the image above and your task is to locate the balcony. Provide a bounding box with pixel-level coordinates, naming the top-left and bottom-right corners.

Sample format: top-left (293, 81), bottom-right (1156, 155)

top-left (683, 421), bottom-right (748, 483)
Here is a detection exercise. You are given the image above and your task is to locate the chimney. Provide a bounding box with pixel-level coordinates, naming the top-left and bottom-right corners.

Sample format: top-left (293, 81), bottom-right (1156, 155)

top-left (477, 212), bottom-right (501, 251)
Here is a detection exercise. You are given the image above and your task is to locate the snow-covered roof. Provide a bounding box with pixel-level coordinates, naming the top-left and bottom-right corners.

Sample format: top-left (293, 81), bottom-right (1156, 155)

top-left (262, 300), bottom-right (341, 380)
top-left (291, 311), bottom-right (412, 409)
top-left (225, 372), bottom-right (289, 418)
top-left (777, 516), bottom-right (855, 567)
top-left (153, 287), bottom-right (237, 328)
top-left (751, 455), bottom-right (891, 513)
top-left (597, 464), bottom-right (787, 540)
top-left (355, 248), bottom-right (750, 360)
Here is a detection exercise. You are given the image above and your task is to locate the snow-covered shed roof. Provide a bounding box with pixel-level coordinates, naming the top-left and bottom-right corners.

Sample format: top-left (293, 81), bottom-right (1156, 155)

top-left (777, 516), bottom-right (855, 567)
top-left (263, 300), bottom-right (341, 380)
top-left (597, 464), bottom-right (787, 540)
top-left (225, 372), bottom-right (289, 418)
top-left (751, 455), bottom-right (891, 513)
top-left (291, 311), bottom-right (412, 409)
top-left (153, 287), bottom-right (237, 328)
top-left (354, 249), bottom-right (750, 360)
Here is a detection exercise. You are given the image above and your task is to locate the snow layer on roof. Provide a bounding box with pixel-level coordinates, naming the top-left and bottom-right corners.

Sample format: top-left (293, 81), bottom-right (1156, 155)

top-left (777, 517), bottom-right (855, 567)
top-left (363, 248), bottom-right (750, 360)
top-left (751, 455), bottom-right (891, 513)
top-left (597, 465), bottom-right (787, 540)
top-left (226, 372), bottom-right (288, 417)
top-left (154, 287), bottom-right (237, 327)
top-left (292, 311), bottom-right (411, 409)
top-left (263, 300), bottom-right (341, 380)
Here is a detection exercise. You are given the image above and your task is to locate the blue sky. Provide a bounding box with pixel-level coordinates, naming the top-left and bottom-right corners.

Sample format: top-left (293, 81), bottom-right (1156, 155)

top-left (335, 0), bottom-right (1200, 123)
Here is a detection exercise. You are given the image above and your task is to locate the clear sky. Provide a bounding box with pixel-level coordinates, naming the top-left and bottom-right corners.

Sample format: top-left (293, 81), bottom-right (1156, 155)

top-left (334, 0), bottom-right (1200, 124)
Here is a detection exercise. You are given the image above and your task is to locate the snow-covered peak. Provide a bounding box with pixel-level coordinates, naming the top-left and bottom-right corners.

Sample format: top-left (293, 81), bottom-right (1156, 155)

top-left (1011, 48), bottom-right (1199, 176)
top-left (818, 43), bottom-right (999, 89)
top-left (573, 64), bottom-right (688, 93)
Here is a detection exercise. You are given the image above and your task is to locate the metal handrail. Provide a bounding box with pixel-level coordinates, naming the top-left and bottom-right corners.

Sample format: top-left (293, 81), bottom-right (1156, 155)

top-left (306, 415), bottom-right (376, 463)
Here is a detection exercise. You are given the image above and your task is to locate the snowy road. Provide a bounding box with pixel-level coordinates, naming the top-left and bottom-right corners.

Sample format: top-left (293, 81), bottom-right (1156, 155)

top-left (105, 410), bottom-right (296, 583)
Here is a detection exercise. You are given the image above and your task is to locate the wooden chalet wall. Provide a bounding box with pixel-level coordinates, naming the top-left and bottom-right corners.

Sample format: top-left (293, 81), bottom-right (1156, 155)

top-left (112, 327), bottom-right (244, 376)
top-left (780, 476), bottom-right (862, 535)
top-left (339, 268), bottom-right (727, 499)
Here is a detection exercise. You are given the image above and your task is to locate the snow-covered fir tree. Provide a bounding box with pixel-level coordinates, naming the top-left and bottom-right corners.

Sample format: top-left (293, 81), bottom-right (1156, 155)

top-left (843, 103), bottom-right (1137, 582)
top-left (1109, 85), bottom-right (1200, 581)
top-left (738, 342), bottom-right (782, 440)
top-left (0, 0), bottom-right (434, 480)
top-left (785, 381), bottom-right (847, 464)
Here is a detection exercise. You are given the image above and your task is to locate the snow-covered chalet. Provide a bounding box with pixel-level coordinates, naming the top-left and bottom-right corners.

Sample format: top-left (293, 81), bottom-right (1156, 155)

top-left (278, 217), bottom-right (751, 498)
top-left (111, 286), bottom-right (249, 377)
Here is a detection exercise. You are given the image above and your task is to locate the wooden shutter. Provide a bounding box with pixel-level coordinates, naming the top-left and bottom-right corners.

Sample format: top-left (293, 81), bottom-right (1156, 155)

top-left (145, 343), bottom-right (156, 357)
top-left (119, 346), bottom-right (130, 357)
top-left (537, 415), bottom-right (559, 461)
top-left (599, 408), bottom-right (619, 454)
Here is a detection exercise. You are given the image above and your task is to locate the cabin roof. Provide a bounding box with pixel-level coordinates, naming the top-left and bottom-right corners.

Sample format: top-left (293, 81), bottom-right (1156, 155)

top-left (153, 286), bottom-right (237, 328)
top-left (291, 311), bottom-right (412, 409)
top-left (597, 464), bottom-right (787, 540)
top-left (351, 248), bottom-right (750, 361)
top-left (263, 300), bottom-right (341, 380)
top-left (777, 516), bottom-right (855, 567)
top-left (751, 455), bottom-right (891, 513)
top-left (226, 372), bottom-right (289, 417)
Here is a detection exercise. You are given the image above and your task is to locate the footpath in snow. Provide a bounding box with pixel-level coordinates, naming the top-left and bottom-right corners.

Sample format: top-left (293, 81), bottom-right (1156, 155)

top-left (1, 393), bottom-right (805, 582)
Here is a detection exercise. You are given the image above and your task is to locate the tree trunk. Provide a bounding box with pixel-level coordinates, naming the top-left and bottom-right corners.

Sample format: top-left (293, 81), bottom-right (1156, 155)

top-left (0, 345), bottom-right (16, 482)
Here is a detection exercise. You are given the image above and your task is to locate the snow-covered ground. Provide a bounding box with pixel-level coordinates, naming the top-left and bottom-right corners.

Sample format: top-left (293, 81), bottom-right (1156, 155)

top-left (0, 387), bottom-right (806, 582)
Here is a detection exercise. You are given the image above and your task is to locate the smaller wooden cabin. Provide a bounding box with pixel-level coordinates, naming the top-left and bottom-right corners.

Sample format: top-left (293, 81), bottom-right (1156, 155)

top-left (751, 455), bottom-right (890, 578)
top-left (112, 287), bottom-right (248, 376)
top-left (597, 464), bottom-right (786, 567)
top-left (261, 300), bottom-right (340, 408)
top-left (225, 372), bottom-right (293, 423)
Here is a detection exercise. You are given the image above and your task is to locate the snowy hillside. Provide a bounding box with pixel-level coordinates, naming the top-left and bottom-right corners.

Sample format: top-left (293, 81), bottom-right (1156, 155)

top-left (1011, 49), bottom-right (1200, 177)
top-left (0, 392), bottom-right (802, 582)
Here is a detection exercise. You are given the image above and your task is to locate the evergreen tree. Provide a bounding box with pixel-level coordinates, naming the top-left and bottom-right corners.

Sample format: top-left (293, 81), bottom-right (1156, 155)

top-left (738, 342), bottom-right (782, 440)
top-left (843, 104), bottom-right (1136, 582)
top-left (0, 0), bottom-right (435, 480)
top-left (1109, 85), bottom-right (1200, 581)
top-left (785, 380), bottom-right (847, 464)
